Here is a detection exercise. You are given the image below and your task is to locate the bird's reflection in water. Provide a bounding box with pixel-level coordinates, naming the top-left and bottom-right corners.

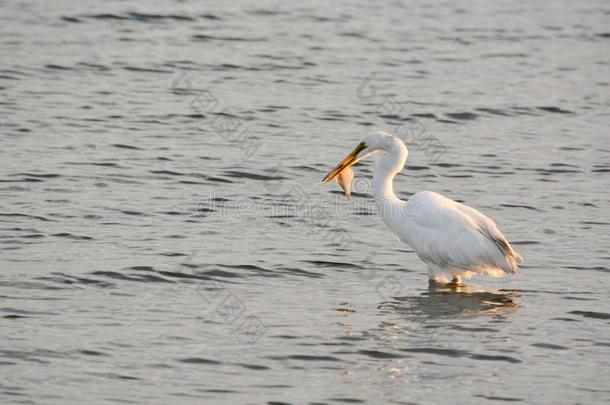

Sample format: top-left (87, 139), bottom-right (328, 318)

top-left (337, 284), bottom-right (520, 393)
top-left (379, 281), bottom-right (520, 319)
top-left (336, 282), bottom-right (520, 348)
top-left (342, 282), bottom-right (521, 351)
top-left (364, 282), bottom-right (521, 356)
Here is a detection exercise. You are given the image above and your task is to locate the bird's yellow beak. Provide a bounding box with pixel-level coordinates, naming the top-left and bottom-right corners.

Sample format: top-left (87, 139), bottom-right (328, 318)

top-left (321, 141), bottom-right (366, 184)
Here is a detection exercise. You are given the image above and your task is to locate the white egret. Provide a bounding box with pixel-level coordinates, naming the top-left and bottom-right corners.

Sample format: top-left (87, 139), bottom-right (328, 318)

top-left (322, 131), bottom-right (522, 284)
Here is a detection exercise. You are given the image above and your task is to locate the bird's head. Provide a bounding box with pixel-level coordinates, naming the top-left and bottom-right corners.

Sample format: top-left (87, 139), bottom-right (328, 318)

top-left (321, 131), bottom-right (395, 186)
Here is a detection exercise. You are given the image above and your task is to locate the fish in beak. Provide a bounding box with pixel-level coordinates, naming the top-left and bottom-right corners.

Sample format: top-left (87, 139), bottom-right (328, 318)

top-left (321, 141), bottom-right (366, 198)
top-left (335, 166), bottom-right (353, 199)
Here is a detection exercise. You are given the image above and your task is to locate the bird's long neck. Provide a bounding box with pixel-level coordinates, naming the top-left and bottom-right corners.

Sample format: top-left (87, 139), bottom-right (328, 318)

top-left (373, 141), bottom-right (407, 218)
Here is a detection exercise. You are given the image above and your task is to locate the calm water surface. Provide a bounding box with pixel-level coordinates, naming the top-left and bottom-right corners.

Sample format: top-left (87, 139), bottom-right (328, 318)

top-left (1, 0), bottom-right (609, 404)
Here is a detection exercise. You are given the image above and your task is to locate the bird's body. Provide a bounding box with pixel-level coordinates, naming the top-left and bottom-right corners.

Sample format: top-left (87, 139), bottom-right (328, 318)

top-left (322, 131), bottom-right (522, 283)
top-left (381, 190), bottom-right (521, 282)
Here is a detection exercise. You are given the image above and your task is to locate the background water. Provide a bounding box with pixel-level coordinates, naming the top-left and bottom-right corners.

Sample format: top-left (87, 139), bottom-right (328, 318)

top-left (1, 0), bottom-right (609, 404)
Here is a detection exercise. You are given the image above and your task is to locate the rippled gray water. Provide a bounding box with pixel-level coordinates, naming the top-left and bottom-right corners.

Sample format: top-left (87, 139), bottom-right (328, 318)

top-left (1, 1), bottom-right (610, 404)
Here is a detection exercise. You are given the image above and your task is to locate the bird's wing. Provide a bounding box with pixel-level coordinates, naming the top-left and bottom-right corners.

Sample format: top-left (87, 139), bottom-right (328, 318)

top-left (453, 202), bottom-right (522, 270)
top-left (405, 191), bottom-right (521, 274)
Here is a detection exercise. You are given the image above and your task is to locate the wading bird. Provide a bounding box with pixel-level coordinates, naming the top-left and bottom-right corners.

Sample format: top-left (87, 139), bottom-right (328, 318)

top-left (322, 131), bottom-right (522, 284)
